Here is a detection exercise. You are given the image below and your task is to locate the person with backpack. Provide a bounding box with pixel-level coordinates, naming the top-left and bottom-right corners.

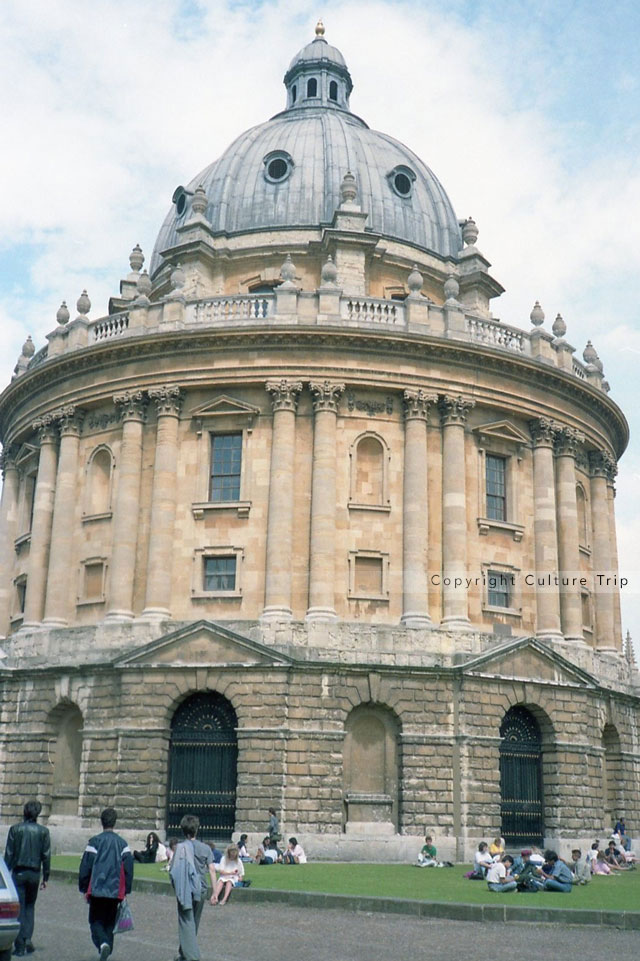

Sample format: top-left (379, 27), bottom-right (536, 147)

top-left (78, 807), bottom-right (133, 961)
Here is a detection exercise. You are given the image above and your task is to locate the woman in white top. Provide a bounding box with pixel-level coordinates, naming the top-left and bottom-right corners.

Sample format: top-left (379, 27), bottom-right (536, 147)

top-left (213, 844), bottom-right (245, 905)
top-left (283, 837), bottom-right (307, 864)
top-left (473, 842), bottom-right (493, 877)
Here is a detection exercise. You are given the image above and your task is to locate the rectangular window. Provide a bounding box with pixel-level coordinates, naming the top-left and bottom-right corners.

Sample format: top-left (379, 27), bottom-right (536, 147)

top-left (354, 556), bottom-right (383, 596)
top-left (204, 555), bottom-right (237, 592)
top-left (210, 433), bottom-right (242, 502)
top-left (84, 562), bottom-right (104, 600)
top-left (486, 455), bottom-right (506, 521)
top-left (581, 592), bottom-right (591, 629)
top-left (488, 569), bottom-right (510, 608)
top-left (16, 578), bottom-right (27, 614)
top-left (25, 474), bottom-right (36, 532)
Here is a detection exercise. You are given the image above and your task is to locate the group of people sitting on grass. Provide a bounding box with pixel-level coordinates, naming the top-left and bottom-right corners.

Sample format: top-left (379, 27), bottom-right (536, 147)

top-left (469, 833), bottom-right (636, 893)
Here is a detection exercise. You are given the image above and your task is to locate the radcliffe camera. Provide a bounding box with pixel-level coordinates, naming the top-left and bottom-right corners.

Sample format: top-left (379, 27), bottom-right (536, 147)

top-left (0, 10), bottom-right (637, 960)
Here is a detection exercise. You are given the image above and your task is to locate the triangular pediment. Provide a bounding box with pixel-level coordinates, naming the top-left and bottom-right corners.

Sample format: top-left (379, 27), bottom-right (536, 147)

top-left (474, 420), bottom-right (530, 446)
top-left (189, 395), bottom-right (261, 422)
top-left (459, 636), bottom-right (597, 688)
top-left (113, 620), bottom-right (294, 668)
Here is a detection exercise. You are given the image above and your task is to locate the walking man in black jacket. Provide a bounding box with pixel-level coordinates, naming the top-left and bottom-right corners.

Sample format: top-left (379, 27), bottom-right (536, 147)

top-left (78, 808), bottom-right (134, 961)
top-left (4, 799), bottom-right (51, 956)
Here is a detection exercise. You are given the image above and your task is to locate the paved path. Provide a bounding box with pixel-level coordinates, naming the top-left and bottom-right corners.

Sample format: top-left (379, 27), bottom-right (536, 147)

top-left (24, 880), bottom-right (640, 961)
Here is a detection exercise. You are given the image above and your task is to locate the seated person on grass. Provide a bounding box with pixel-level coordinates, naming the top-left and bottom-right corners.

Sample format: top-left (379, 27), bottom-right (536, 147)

top-left (593, 851), bottom-right (615, 875)
top-left (486, 855), bottom-right (517, 892)
top-left (472, 842), bottom-right (493, 878)
top-left (417, 835), bottom-right (438, 867)
top-left (569, 849), bottom-right (591, 884)
top-left (238, 834), bottom-right (253, 862)
top-left (283, 837), bottom-right (307, 864)
top-left (614, 817), bottom-right (631, 852)
top-left (213, 844), bottom-right (244, 905)
top-left (255, 837), bottom-right (281, 864)
top-left (514, 849), bottom-right (544, 891)
top-left (540, 850), bottom-right (573, 891)
top-left (489, 836), bottom-right (505, 860)
top-left (604, 842), bottom-right (632, 871)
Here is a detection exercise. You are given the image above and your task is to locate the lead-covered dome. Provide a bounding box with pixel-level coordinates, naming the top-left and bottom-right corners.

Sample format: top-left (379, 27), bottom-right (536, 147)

top-left (150, 26), bottom-right (462, 277)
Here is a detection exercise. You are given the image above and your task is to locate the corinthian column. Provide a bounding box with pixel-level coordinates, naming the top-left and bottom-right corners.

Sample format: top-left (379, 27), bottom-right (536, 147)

top-left (0, 446), bottom-right (20, 636)
top-left (105, 390), bottom-right (148, 621)
top-left (142, 386), bottom-right (184, 618)
top-left (439, 395), bottom-right (475, 630)
top-left (554, 426), bottom-right (585, 644)
top-left (262, 379), bottom-right (302, 620)
top-left (22, 415), bottom-right (59, 627)
top-left (606, 463), bottom-right (623, 652)
top-left (589, 450), bottom-right (615, 650)
top-left (306, 381), bottom-right (345, 622)
top-left (529, 418), bottom-right (562, 642)
top-left (43, 406), bottom-right (86, 626)
top-left (402, 389), bottom-right (437, 627)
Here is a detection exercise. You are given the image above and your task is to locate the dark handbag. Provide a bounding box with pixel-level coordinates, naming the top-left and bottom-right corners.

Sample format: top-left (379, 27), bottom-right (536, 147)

top-left (116, 898), bottom-right (134, 933)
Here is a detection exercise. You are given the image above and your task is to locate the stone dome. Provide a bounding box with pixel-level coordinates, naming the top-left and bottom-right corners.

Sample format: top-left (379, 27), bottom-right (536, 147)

top-left (150, 30), bottom-right (462, 277)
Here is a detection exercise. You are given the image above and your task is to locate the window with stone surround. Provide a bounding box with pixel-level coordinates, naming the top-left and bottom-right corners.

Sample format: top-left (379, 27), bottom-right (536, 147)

top-left (482, 562), bottom-right (521, 617)
top-left (577, 483), bottom-right (589, 549)
top-left (581, 591), bottom-right (592, 632)
top-left (210, 433), bottom-right (242, 502)
top-left (193, 546), bottom-right (243, 598)
top-left (13, 575), bottom-right (27, 618)
top-left (486, 454), bottom-right (506, 521)
top-left (487, 569), bottom-right (510, 608)
top-left (474, 421), bottom-right (528, 541)
top-left (78, 557), bottom-right (107, 605)
top-left (348, 551), bottom-right (389, 601)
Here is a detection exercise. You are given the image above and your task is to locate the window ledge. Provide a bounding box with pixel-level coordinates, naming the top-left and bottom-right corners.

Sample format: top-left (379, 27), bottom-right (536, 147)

top-left (77, 597), bottom-right (106, 607)
top-left (348, 502), bottom-right (391, 513)
top-left (10, 614), bottom-right (24, 626)
top-left (579, 544), bottom-right (592, 557)
top-left (477, 518), bottom-right (524, 542)
top-left (348, 593), bottom-right (389, 602)
top-left (192, 501), bottom-right (251, 519)
top-left (483, 605), bottom-right (522, 618)
top-left (82, 511), bottom-right (113, 524)
top-left (14, 532), bottom-right (31, 549)
top-left (191, 590), bottom-right (242, 600)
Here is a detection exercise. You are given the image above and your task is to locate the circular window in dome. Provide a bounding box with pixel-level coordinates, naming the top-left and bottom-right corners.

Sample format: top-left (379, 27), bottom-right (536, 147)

top-left (388, 165), bottom-right (416, 199)
top-left (263, 150), bottom-right (294, 184)
top-left (172, 185), bottom-right (192, 217)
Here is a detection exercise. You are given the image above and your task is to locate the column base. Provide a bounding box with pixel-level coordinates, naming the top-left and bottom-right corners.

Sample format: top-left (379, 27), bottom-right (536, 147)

top-left (18, 620), bottom-right (44, 631)
top-left (535, 629), bottom-right (564, 644)
top-left (104, 610), bottom-right (135, 622)
top-left (562, 633), bottom-right (588, 645)
top-left (400, 613), bottom-right (432, 629)
top-left (260, 606), bottom-right (293, 623)
top-left (140, 608), bottom-right (171, 620)
top-left (305, 607), bottom-right (338, 623)
top-left (42, 617), bottom-right (68, 628)
top-left (440, 616), bottom-right (473, 632)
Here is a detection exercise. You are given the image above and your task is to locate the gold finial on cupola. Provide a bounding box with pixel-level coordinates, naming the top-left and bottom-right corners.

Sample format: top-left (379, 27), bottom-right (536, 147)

top-left (315, 19), bottom-right (325, 37)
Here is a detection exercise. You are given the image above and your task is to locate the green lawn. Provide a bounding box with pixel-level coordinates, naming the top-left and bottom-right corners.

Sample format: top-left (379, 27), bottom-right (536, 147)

top-left (52, 856), bottom-right (640, 912)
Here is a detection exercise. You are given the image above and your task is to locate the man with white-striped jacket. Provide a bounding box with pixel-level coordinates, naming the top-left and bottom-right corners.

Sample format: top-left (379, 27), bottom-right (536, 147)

top-left (78, 808), bottom-right (134, 961)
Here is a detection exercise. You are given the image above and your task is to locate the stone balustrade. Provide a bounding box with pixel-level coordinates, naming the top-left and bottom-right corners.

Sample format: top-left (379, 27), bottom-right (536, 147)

top-left (25, 292), bottom-right (594, 387)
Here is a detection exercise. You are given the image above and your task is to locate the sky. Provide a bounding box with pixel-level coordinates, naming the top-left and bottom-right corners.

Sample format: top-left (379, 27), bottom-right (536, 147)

top-left (1, 0), bottom-right (639, 654)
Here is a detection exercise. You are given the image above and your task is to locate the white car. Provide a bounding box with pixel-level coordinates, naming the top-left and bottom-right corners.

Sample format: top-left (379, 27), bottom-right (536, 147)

top-left (0, 856), bottom-right (19, 961)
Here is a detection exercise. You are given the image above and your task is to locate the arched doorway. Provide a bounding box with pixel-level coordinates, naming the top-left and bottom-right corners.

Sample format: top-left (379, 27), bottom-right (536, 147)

top-left (499, 706), bottom-right (543, 845)
top-left (166, 693), bottom-right (238, 841)
top-left (342, 704), bottom-right (400, 833)
top-left (50, 704), bottom-right (83, 816)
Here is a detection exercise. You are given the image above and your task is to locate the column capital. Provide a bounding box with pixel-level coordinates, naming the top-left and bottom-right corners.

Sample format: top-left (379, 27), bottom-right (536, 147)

top-left (554, 425), bottom-right (585, 458)
top-left (309, 380), bottom-right (345, 413)
top-left (114, 389), bottom-right (148, 422)
top-left (404, 389), bottom-right (438, 422)
top-left (148, 384), bottom-right (184, 417)
top-left (439, 394), bottom-right (475, 426)
top-left (54, 404), bottom-right (86, 437)
top-left (529, 416), bottom-right (559, 448)
top-left (589, 449), bottom-right (617, 481)
top-left (266, 379), bottom-right (303, 412)
top-left (32, 413), bottom-right (59, 445)
top-left (0, 444), bottom-right (20, 475)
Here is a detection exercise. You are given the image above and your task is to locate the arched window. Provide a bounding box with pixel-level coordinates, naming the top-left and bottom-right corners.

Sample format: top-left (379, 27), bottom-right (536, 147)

top-left (50, 704), bottom-right (83, 816)
top-left (351, 434), bottom-right (386, 506)
top-left (329, 80), bottom-right (338, 101)
top-left (602, 723), bottom-right (621, 829)
top-left (499, 706), bottom-right (543, 845)
top-left (85, 447), bottom-right (113, 516)
top-left (343, 704), bottom-right (400, 832)
top-left (306, 77), bottom-right (318, 98)
top-left (576, 484), bottom-right (588, 546)
top-left (291, 84), bottom-right (297, 103)
top-left (166, 693), bottom-right (238, 841)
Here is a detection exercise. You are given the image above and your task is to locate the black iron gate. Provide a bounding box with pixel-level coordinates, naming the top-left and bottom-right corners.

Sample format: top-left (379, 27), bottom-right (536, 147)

top-left (499, 706), bottom-right (543, 846)
top-left (166, 692), bottom-right (238, 842)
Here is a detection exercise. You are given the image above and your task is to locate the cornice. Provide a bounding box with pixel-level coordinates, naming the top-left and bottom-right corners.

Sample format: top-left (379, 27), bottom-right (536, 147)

top-left (0, 325), bottom-right (628, 455)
